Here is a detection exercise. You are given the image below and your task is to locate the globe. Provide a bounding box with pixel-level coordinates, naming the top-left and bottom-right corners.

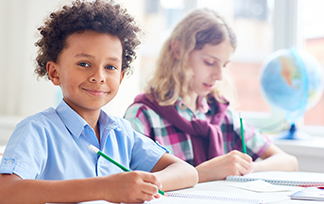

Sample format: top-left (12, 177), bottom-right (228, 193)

top-left (260, 48), bottom-right (324, 139)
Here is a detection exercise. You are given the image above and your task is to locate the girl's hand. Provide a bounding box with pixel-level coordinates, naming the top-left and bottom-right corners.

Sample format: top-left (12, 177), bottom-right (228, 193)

top-left (196, 150), bottom-right (253, 182)
top-left (100, 171), bottom-right (162, 203)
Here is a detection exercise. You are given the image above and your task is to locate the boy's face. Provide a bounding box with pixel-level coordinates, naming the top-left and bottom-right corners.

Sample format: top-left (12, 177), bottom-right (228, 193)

top-left (47, 30), bottom-right (124, 116)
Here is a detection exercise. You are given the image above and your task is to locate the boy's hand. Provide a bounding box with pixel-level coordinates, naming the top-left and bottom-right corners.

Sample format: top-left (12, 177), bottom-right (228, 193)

top-left (101, 171), bottom-right (162, 203)
top-left (196, 150), bottom-right (253, 182)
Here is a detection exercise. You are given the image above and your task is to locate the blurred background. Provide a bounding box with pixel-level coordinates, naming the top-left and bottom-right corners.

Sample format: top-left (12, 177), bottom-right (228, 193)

top-left (0, 0), bottom-right (324, 145)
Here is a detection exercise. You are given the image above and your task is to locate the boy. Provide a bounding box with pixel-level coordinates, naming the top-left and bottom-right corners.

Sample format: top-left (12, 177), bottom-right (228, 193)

top-left (0, 0), bottom-right (198, 203)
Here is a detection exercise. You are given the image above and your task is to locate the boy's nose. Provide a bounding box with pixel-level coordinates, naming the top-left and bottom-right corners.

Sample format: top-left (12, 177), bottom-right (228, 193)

top-left (90, 69), bottom-right (105, 83)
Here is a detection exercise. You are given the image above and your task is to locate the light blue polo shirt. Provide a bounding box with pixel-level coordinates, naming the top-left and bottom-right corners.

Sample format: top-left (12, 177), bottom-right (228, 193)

top-left (0, 100), bottom-right (166, 180)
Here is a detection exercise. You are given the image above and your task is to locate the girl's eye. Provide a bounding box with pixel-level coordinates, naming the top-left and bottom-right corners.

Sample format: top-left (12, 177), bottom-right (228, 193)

top-left (223, 62), bottom-right (230, 68)
top-left (78, 62), bottom-right (90, 67)
top-left (205, 61), bottom-right (212, 66)
top-left (105, 65), bottom-right (117, 70)
top-left (205, 61), bottom-right (215, 66)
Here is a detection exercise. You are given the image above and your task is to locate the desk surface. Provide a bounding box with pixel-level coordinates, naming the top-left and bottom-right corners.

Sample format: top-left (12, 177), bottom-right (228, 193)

top-left (77, 174), bottom-right (317, 204)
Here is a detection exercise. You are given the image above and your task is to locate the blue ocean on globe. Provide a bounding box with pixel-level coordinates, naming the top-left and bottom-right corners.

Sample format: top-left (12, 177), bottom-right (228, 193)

top-left (260, 48), bottom-right (323, 125)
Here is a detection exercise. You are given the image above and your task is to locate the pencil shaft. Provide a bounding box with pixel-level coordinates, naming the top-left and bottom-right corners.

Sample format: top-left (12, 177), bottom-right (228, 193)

top-left (96, 150), bottom-right (166, 196)
top-left (97, 151), bottom-right (130, 172)
top-left (239, 117), bottom-right (247, 154)
top-left (158, 189), bottom-right (165, 195)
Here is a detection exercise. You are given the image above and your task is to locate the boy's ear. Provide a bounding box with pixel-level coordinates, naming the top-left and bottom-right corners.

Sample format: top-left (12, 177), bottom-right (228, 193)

top-left (119, 70), bottom-right (125, 84)
top-left (171, 40), bottom-right (181, 59)
top-left (47, 61), bottom-right (61, 86)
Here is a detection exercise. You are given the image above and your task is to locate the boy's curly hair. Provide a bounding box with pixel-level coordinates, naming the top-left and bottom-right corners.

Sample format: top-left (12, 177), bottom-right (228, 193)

top-left (35, 0), bottom-right (142, 79)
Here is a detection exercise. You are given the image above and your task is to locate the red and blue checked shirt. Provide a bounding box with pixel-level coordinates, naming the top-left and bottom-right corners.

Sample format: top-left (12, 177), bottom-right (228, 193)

top-left (124, 95), bottom-right (271, 166)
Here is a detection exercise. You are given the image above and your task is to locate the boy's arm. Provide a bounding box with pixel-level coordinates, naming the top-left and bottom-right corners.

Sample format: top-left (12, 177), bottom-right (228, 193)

top-left (151, 153), bottom-right (198, 191)
top-left (0, 173), bottom-right (101, 204)
top-left (0, 171), bottom-right (162, 204)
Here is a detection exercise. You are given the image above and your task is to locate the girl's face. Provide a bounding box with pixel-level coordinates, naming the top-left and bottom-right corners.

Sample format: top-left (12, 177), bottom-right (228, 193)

top-left (188, 40), bottom-right (234, 98)
top-left (47, 30), bottom-right (124, 117)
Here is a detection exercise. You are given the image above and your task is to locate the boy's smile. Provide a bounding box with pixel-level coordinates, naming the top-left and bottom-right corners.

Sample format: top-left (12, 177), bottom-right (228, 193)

top-left (47, 30), bottom-right (124, 119)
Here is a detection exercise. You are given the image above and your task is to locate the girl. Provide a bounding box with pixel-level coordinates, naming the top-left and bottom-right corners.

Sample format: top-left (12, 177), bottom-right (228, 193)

top-left (124, 8), bottom-right (298, 183)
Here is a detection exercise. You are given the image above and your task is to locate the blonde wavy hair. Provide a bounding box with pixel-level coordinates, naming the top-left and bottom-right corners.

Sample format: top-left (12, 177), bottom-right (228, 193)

top-left (146, 8), bottom-right (238, 107)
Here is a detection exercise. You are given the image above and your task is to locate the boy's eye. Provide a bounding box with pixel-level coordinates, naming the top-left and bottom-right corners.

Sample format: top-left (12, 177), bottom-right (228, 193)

top-left (105, 65), bottom-right (117, 70)
top-left (78, 62), bottom-right (90, 67)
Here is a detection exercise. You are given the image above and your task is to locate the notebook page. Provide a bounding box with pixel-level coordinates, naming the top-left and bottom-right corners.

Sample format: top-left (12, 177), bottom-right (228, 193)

top-left (226, 171), bottom-right (324, 186)
top-left (144, 190), bottom-right (263, 204)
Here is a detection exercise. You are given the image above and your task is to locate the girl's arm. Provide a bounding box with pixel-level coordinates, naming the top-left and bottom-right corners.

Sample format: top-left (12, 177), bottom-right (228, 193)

top-left (0, 171), bottom-right (163, 204)
top-left (195, 150), bottom-right (253, 182)
top-left (194, 144), bottom-right (298, 183)
top-left (251, 144), bottom-right (298, 172)
top-left (151, 153), bottom-right (198, 191)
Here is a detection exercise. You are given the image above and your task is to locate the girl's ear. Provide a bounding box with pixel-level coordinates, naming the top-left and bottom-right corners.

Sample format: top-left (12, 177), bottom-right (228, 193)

top-left (47, 61), bottom-right (61, 86)
top-left (171, 40), bottom-right (181, 59)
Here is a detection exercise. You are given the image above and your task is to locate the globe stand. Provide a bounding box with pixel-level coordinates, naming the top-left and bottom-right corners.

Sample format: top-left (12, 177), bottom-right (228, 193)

top-left (274, 124), bottom-right (312, 140)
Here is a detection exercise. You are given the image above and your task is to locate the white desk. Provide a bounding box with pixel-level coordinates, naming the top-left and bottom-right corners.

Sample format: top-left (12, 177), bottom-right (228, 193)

top-left (77, 172), bottom-right (322, 204)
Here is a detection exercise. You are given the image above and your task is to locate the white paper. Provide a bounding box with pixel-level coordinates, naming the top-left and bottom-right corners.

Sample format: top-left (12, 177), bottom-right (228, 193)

top-left (228, 180), bottom-right (291, 192)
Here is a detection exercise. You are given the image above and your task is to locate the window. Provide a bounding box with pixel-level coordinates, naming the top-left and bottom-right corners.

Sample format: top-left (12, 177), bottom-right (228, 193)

top-left (302, 0), bottom-right (324, 127)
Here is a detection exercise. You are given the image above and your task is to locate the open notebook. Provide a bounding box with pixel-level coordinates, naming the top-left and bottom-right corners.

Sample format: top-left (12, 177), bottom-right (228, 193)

top-left (226, 171), bottom-right (324, 187)
top-left (78, 191), bottom-right (263, 204)
top-left (163, 191), bottom-right (262, 204)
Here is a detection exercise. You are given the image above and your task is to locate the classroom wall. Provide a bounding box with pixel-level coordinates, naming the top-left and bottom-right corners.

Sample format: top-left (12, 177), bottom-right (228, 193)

top-left (0, 1), bottom-right (54, 116)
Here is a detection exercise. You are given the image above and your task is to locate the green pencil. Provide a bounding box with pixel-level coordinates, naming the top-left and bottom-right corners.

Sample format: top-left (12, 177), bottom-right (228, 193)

top-left (239, 112), bottom-right (247, 154)
top-left (89, 145), bottom-right (166, 196)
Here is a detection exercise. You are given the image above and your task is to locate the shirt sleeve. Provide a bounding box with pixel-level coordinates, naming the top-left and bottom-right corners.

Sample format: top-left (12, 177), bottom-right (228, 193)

top-left (0, 117), bottom-right (48, 179)
top-left (116, 117), bottom-right (167, 172)
top-left (124, 103), bottom-right (154, 138)
top-left (222, 108), bottom-right (272, 161)
top-left (242, 123), bottom-right (272, 160)
top-left (130, 129), bottom-right (167, 171)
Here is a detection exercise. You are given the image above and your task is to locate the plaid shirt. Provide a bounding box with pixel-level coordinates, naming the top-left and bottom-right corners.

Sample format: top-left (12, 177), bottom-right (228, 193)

top-left (124, 96), bottom-right (271, 166)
